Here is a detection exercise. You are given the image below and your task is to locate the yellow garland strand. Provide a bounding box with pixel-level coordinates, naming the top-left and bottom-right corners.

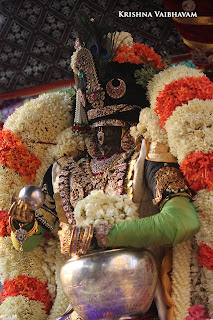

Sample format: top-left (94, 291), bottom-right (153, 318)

top-left (47, 242), bottom-right (69, 320)
top-left (171, 240), bottom-right (192, 320)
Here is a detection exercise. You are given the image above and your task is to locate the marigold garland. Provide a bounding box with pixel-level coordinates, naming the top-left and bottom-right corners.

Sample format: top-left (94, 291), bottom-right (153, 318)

top-left (0, 210), bottom-right (10, 237)
top-left (180, 152), bottom-right (213, 193)
top-left (197, 243), bottom-right (213, 271)
top-left (147, 65), bottom-right (203, 110)
top-left (113, 42), bottom-right (164, 69)
top-left (154, 76), bottom-right (213, 127)
top-left (1, 275), bottom-right (52, 314)
top-left (0, 130), bottom-right (41, 183)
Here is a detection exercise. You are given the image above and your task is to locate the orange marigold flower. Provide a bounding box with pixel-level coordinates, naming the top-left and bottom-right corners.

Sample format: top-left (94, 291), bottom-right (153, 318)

top-left (0, 130), bottom-right (41, 183)
top-left (0, 210), bottom-right (11, 237)
top-left (113, 42), bottom-right (164, 69)
top-left (1, 275), bottom-right (52, 314)
top-left (197, 242), bottom-right (213, 270)
top-left (155, 76), bottom-right (213, 127)
top-left (180, 152), bottom-right (213, 193)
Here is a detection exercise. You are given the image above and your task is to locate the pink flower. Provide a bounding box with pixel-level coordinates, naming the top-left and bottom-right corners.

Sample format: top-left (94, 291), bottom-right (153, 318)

top-left (184, 305), bottom-right (210, 320)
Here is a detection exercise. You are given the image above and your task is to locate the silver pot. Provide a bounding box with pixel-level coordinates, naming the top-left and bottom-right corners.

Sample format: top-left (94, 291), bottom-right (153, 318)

top-left (60, 248), bottom-right (158, 320)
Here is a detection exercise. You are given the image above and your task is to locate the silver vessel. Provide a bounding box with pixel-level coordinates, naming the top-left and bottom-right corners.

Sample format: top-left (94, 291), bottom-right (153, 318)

top-left (60, 248), bottom-right (158, 319)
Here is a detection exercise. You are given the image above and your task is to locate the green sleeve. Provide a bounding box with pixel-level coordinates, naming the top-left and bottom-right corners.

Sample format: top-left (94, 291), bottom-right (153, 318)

top-left (107, 196), bottom-right (200, 248)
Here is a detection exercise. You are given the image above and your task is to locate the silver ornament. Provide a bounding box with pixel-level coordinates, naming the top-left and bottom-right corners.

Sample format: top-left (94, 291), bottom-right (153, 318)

top-left (18, 185), bottom-right (44, 210)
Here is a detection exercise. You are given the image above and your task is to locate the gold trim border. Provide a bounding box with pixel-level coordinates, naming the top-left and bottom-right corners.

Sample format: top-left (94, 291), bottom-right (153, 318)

top-left (182, 38), bottom-right (213, 52)
top-left (173, 16), bottom-right (213, 25)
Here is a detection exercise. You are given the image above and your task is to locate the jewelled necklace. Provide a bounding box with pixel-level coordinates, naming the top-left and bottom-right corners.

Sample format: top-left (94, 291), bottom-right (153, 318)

top-left (90, 154), bottom-right (118, 175)
top-left (86, 153), bottom-right (124, 190)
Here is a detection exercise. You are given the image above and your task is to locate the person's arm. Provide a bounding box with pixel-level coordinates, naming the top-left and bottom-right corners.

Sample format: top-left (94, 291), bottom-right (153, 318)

top-left (107, 158), bottom-right (200, 248)
top-left (107, 196), bottom-right (200, 248)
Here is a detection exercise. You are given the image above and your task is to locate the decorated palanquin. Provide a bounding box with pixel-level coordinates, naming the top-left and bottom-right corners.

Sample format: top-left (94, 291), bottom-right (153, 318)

top-left (0, 13), bottom-right (213, 320)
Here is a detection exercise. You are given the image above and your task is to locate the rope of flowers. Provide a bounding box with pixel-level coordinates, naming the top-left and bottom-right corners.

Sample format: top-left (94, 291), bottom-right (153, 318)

top-left (133, 65), bottom-right (213, 319)
top-left (0, 92), bottom-right (80, 319)
top-left (158, 70), bottom-right (213, 319)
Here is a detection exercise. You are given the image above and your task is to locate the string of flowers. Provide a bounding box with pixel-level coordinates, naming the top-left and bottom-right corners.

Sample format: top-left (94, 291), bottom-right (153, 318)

top-left (171, 240), bottom-right (192, 320)
top-left (180, 152), bottom-right (213, 193)
top-left (1, 275), bottom-right (52, 313)
top-left (49, 127), bottom-right (87, 161)
top-left (0, 210), bottom-right (10, 237)
top-left (112, 42), bottom-right (164, 69)
top-left (147, 65), bottom-right (203, 110)
top-left (0, 130), bottom-right (41, 183)
top-left (0, 92), bottom-right (75, 319)
top-left (140, 65), bottom-right (213, 319)
top-left (0, 296), bottom-right (47, 320)
top-left (154, 76), bottom-right (213, 127)
top-left (165, 99), bottom-right (213, 163)
top-left (47, 241), bottom-right (69, 320)
top-left (130, 107), bottom-right (168, 145)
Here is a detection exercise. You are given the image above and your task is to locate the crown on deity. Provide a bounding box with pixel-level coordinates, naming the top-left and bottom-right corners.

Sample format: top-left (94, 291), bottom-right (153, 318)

top-left (70, 12), bottom-right (166, 133)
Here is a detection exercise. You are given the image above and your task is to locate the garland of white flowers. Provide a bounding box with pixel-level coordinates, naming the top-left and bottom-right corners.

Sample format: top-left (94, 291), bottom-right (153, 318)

top-left (130, 107), bottom-right (168, 145)
top-left (0, 92), bottom-right (78, 319)
top-left (146, 65), bottom-right (203, 110)
top-left (137, 65), bottom-right (213, 319)
top-left (171, 240), bottom-right (192, 320)
top-left (0, 296), bottom-right (47, 320)
top-left (165, 99), bottom-right (213, 163)
top-left (47, 241), bottom-right (69, 320)
top-left (165, 99), bottom-right (213, 318)
top-left (74, 190), bottom-right (139, 227)
top-left (49, 127), bottom-right (88, 161)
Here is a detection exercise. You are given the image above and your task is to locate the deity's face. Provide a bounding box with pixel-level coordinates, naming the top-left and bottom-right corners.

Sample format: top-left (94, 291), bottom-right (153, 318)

top-left (95, 126), bottom-right (122, 158)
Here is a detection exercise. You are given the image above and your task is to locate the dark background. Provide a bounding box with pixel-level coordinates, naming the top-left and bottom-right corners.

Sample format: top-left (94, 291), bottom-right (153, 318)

top-left (0, 0), bottom-right (187, 94)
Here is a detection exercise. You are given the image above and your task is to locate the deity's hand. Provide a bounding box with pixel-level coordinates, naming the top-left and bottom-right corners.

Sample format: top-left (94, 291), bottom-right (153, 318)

top-left (8, 199), bottom-right (35, 225)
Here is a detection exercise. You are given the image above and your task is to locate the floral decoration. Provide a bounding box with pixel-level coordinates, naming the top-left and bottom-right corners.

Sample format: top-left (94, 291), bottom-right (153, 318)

top-left (140, 65), bottom-right (213, 319)
top-left (184, 304), bottom-right (210, 320)
top-left (165, 99), bottom-right (213, 163)
top-left (0, 92), bottom-right (75, 319)
top-left (48, 127), bottom-right (88, 160)
top-left (74, 190), bottom-right (138, 227)
top-left (197, 242), bottom-right (213, 271)
top-left (171, 240), bottom-right (192, 320)
top-left (113, 42), bottom-right (164, 69)
top-left (0, 296), bottom-right (47, 320)
top-left (0, 129), bottom-right (41, 183)
top-left (154, 76), bottom-right (213, 127)
top-left (1, 275), bottom-right (52, 313)
top-left (180, 152), bottom-right (213, 193)
top-left (147, 65), bottom-right (203, 110)
top-left (130, 107), bottom-right (168, 145)
top-left (0, 210), bottom-right (11, 237)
